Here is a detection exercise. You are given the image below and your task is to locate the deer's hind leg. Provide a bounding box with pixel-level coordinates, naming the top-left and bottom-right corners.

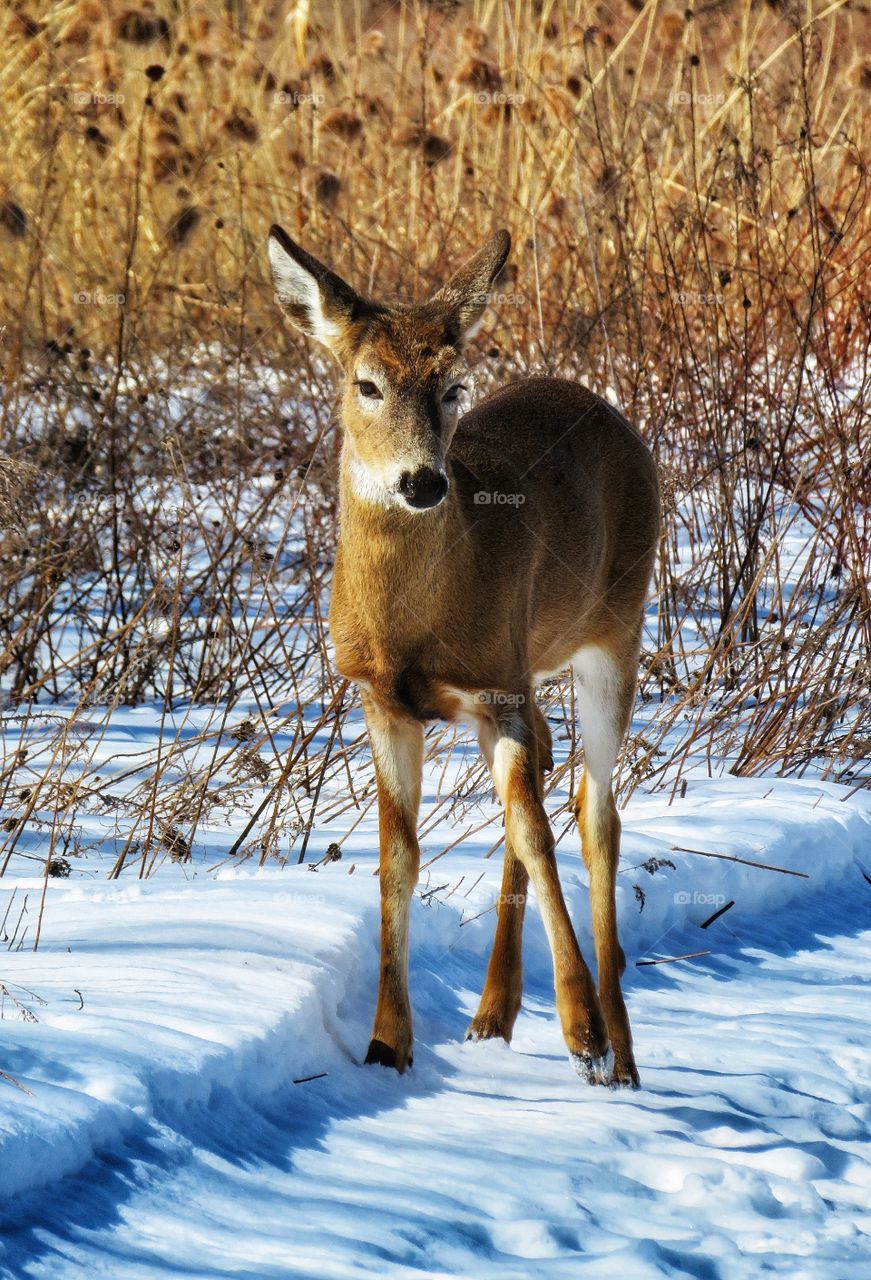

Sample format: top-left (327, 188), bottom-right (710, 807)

top-left (572, 642), bottom-right (639, 1087)
top-left (470, 700), bottom-right (609, 1080)
top-left (466, 703), bottom-right (553, 1043)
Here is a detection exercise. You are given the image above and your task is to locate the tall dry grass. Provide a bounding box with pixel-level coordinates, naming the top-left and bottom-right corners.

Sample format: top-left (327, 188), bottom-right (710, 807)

top-left (0, 0), bottom-right (868, 885)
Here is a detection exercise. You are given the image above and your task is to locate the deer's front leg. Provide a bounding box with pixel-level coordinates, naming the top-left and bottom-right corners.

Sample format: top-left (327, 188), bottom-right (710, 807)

top-left (362, 694), bottom-right (424, 1073)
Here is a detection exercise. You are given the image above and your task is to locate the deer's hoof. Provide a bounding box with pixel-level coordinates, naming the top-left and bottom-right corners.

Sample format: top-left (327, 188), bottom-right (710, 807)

top-left (364, 1038), bottom-right (412, 1072)
top-left (570, 1043), bottom-right (640, 1088)
top-left (465, 1008), bottom-right (516, 1044)
top-left (610, 1050), bottom-right (641, 1089)
top-left (570, 1042), bottom-right (615, 1086)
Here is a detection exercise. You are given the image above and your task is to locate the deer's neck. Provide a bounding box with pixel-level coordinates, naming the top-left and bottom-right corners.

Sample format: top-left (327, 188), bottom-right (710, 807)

top-left (332, 451), bottom-right (467, 663)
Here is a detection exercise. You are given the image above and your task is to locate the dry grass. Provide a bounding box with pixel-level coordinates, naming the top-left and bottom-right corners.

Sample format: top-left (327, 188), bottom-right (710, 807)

top-left (0, 0), bottom-right (868, 881)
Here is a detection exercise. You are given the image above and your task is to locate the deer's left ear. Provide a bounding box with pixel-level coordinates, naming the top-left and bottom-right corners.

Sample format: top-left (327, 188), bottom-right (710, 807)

top-left (430, 229), bottom-right (511, 345)
top-left (267, 224), bottom-right (363, 351)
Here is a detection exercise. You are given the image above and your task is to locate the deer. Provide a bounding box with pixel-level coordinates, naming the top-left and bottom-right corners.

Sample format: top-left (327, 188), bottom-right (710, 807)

top-left (267, 225), bottom-right (660, 1087)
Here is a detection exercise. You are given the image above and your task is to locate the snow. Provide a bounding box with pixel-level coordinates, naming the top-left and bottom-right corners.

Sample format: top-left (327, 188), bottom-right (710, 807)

top-left (1, 379), bottom-right (869, 1275)
top-left (2, 772), bottom-right (870, 1278)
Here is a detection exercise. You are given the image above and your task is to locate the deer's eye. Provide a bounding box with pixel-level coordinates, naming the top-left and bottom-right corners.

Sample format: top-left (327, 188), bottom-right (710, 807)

top-left (442, 383), bottom-right (466, 404)
top-left (354, 379), bottom-right (383, 400)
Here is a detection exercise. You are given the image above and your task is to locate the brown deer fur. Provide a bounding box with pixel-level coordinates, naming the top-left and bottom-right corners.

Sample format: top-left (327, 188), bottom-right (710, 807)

top-left (268, 225), bottom-right (660, 1086)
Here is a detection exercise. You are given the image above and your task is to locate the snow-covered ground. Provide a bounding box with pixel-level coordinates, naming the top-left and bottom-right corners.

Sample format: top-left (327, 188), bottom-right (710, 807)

top-left (2, 761), bottom-right (870, 1278)
top-left (1, 376), bottom-right (868, 1275)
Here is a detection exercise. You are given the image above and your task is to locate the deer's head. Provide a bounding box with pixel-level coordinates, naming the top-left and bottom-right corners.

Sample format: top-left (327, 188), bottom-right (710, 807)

top-left (268, 227), bottom-right (510, 511)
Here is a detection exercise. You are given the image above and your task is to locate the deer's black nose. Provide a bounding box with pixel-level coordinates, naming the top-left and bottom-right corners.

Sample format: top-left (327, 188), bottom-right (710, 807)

top-left (397, 467), bottom-right (449, 510)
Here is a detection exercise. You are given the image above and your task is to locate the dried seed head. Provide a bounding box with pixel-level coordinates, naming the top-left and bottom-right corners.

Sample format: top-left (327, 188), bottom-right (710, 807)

top-left (116, 8), bottom-right (170, 45)
top-left (311, 168), bottom-right (342, 208)
top-left (422, 133), bottom-right (453, 166)
top-left (359, 30), bottom-right (385, 56)
top-left (460, 25), bottom-right (488, 53)
top-left (306, 52), bottom-right (335, 81)
top-left (0, 199), bottom-right (27, 237)
top-left (168, 205), bottom-right (200, 246)
top-left (223, 108), bottom-right (259, 143)
top-left (454, 57), bottom-right (502, 93)
top-left (318, 108), bottom-right (363, 142)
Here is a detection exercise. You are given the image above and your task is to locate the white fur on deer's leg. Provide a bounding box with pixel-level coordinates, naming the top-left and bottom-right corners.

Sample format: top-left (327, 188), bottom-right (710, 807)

top-left (572, 643), bottom-right (643, 1090)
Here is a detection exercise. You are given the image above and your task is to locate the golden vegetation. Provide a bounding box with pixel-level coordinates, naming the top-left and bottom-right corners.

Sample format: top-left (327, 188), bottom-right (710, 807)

top-left (0, 0), bottom-right (868, 875)
top-left (0, 0), bottom-right (866, 365)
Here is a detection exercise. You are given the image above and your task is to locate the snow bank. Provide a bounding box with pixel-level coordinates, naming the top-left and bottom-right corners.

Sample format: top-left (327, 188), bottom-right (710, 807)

top-left (2, 774), bottom-right (867, 1236)
top-left (1, 878), bottom-right (378, 1212)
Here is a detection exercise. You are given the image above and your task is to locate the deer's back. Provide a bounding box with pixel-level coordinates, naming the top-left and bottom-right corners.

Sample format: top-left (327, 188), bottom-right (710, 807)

top-left (455, 378), bottom-right (651, 496)
top-left (451, 377), bottom-right (659, 667)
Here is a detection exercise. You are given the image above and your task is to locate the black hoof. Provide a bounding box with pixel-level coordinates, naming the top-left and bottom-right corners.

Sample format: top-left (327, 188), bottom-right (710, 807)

top-left (364, 1039), bottom-right (412, 1070)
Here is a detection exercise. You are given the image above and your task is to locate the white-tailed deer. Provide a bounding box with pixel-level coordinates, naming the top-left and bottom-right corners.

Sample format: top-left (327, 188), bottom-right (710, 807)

top-left (268, 226), bottom-right (659, 1087)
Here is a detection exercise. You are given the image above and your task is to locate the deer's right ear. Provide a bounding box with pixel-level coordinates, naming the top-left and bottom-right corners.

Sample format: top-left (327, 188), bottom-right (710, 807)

top-left (268, 225), bottom-right (361, 350)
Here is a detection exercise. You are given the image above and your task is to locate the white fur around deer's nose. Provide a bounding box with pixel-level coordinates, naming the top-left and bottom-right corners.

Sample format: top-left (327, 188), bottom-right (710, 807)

top-left (345, 450), bottom-right (448, 511)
